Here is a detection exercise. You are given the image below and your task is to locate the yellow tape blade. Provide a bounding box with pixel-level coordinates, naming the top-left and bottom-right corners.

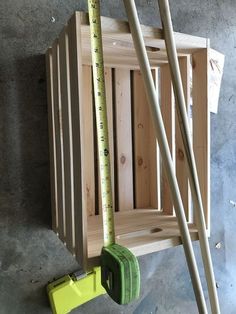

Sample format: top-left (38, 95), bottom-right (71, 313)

top-left (88, 0), bottom-right (115, 247)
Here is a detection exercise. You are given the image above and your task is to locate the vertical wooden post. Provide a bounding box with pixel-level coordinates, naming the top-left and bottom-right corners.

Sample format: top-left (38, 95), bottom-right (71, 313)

top-left (46, 48), bottom-right (58, 233)
top-left (98, 67), bottom-right (115, 213)
top-left (82, 65), bottom-right (96, 218)
top-left (192, 49), bottom-right (210, 231)
top-left (151, 69), bottom-right (161, 210)
top-left (58, 28), bottom-right (75, 253)
top-left (114, 69), bottom-right (134, 211)
top-left (67, 12), bottom-right (87, 269)
top-left (105, 68), bottom-right (115, 210)
top-left (51, 40), bottom-right (66, 241)
top-left (160, 64), bottom-right (175, 215)
top-left (175, 56), bottom-right (192, 221)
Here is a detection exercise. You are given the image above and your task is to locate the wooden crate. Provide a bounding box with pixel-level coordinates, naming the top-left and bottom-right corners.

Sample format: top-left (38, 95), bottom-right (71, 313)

top-left (46, 11), bottom-right (212, 271)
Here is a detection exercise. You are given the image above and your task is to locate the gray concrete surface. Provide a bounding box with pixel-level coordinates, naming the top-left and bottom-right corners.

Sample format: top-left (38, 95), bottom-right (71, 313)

top-left (0, 0), bottom-right (235, 313)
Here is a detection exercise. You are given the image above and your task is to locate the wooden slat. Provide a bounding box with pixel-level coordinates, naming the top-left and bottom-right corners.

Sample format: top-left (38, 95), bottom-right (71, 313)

top-left (105, 68), bottom-right (115, 210)
top-left (175, 56), bottom-right (192, 222)
top-left (51, 40), bottom-right (66, 241)
top-left (98, 67), bottom-right (115, 213)
top-left (114, 69), bottom-right (133, 211)
top-left (133, 70), bottom-right (159, 208)
top-left (58, 28), bottom-right (75, 252)
top-left (192, 49), bottom-right (210, 231)
top-left (46, 48), bottom-right (58, 232)
top-left (151, 69), bottom-right (161, 210)
top-left (160, 64), bottom-right (175, 215)
top-left (79, 12), bottom-right (209, 51)
top-left (83, 57), bottom-right (163, 70)
top-left (46, 11), bottom-right (214, 271)
top-left (82, 50), bottom-right (171, 68)
top-left (87, 209), bottom-right (198, 262)
top-left (67, 13), bottom-right (87, 269)
top-left (82, 65), bottom-right (95, 217)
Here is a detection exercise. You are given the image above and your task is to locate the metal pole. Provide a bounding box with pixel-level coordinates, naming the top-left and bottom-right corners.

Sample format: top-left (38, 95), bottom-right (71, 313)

top-left (123, 1), bottom-right (207, 313)
top-left (158, 0), bottom-right (220, 313)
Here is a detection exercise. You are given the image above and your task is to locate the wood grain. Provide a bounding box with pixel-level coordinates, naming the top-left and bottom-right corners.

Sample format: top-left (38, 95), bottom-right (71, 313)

top-left (46, 48), bottom-right (58, 233)
top-left (175, 56), bottom-right (192, 222)
top-left (52, 40), bottom-right (66, 241)
top-left (59, 28), bottom-right (75, 252)
top-left (160, 64), bottom-right (175, 215)
top-left (192, 49), bottom-right (210, 231)
top-left (87, 209), bottom-right (198, 263)
top-left (82, 65), bottom-right (96, 218)
top-left (133, 70), bottom-right (159, 209)
top-left (97, 67), bottom-right (115, 213)
top-left (67, 13), bottom-right (87, 269)
top-left (114, 69), bottom-right (134, 211)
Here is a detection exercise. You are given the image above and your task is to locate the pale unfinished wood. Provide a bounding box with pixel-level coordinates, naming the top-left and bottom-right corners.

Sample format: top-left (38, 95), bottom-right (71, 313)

top-left (192, 49), bottom-right (210, 231)
top-left (46, 49), bottom-right (58, 232)
top-left (52, 40), bottom-right (66, 241)
top-left (58, 28), bottom-right (75, 253)
top-left (79, 12), bottom-right (209, 51)
top-left (160, 64), bottom-right (175, 215)
top-left (82, 65), bottom-right (96, 217)
top-left (98, 67), bottom-right (115, 213)
top-left (46, 11), bottom-right (213, 273)
top-left (67, 12), bottom-right (87, 268)
top-left (87, 209), bottom-right (198, 264)
top-left (175, 56), bottom-right (192, 222)
top-left (115, 69), bottom-right (133, 211)
top-left (82, 47), bottom-right (179, 68)
top-left (133, 70), bottom-right (158, 208)
top-left (77, 11), bottom-right (209, 69)
top-left (151, 69), bottom-right (161, 209)
top-left (105, 68), bottom-right (115, 210)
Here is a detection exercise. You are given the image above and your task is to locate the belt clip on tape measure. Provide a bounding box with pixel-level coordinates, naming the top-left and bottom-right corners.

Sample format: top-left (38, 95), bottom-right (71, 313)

top-left (88, 0), bottom-right (140, 305)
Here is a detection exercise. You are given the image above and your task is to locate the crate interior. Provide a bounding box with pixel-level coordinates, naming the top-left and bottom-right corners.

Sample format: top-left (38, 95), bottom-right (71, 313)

top-left (84, 65), bottom-right (197, 267)
top-left (46, 12), bottom-right (210, 270)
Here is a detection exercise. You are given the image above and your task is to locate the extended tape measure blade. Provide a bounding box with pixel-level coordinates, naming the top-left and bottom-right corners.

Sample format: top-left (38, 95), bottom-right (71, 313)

top-left (88, 0), bottom-right (140, 305)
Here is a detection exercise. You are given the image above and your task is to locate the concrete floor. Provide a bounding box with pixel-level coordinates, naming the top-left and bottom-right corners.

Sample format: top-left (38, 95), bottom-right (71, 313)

top-left (0, 0), bottom-right (236, 313)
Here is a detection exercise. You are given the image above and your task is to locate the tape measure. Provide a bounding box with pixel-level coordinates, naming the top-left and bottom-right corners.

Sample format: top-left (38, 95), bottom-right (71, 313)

top-left (88, 0), bottom-right (140, 305)
top-left (88, 0), bottom-right (115, 248)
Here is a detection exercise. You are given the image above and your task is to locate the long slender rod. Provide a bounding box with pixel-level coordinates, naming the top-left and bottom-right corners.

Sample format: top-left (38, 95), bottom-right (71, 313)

top-left (158, 1), bottom-right (220, 313)
top-left (123, 1), bottom-right (207, 313)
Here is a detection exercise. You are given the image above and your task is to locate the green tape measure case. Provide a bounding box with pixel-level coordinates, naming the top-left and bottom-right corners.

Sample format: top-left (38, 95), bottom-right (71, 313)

top-left (101, 244), bottom-right (140, 304)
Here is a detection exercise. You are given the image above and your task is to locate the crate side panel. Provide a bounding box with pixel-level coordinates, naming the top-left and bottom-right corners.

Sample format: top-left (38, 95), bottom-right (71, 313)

top-left (68, 13), bottom-right (88, 269)
top-left (59, 28), bottom-right (76, 253)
